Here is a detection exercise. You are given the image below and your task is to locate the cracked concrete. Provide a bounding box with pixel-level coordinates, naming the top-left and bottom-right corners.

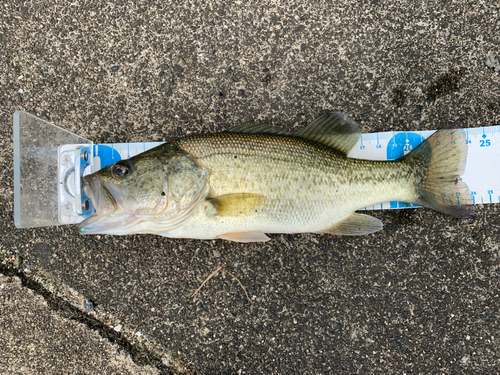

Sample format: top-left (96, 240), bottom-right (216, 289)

top-left (0, 272), bottom-right (159, 374)
top-left (0, 263), bottom-right (185, 374)
top-left (1, 0), bottom-right (500, 373)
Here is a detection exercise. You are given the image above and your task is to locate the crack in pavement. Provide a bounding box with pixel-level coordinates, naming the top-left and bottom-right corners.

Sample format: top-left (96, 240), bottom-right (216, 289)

top-left (0, 263), bottom-right (178, 375)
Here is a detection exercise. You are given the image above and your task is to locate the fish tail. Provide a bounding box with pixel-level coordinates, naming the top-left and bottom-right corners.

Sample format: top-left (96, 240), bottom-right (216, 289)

top-left (401, 128), bottom-right (476, 218)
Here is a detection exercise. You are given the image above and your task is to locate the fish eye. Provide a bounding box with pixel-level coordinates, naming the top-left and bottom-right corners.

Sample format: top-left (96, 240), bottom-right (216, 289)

top-left (112, 162), bottom-right (131, 179)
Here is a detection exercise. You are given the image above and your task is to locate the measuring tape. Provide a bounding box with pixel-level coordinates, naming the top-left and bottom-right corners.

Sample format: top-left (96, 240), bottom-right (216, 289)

top-left (91, 125), bottom-right (500, 211)
top-left (348, 126), bottom-right (500, 210)
top-left (14, 111), bottom-right (498, 229)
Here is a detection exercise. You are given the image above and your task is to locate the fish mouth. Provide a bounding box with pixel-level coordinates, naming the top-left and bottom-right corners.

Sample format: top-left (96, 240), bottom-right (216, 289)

top-left (82, 175), bottom-right (99, 212)
top-left (82, 175), bottom-right (117, 214)
top-left (78, 176), bottom-right (127, 234)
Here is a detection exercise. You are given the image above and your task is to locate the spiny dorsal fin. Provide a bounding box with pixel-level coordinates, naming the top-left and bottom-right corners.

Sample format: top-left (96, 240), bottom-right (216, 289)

top-left (209, 193), bottom-right (267, 217)
top-left (294, 112), bottom-right (361, 155)
top-left (318, 213), bottom-right (383, 236)
top-left (217, 231), bottom-right (270, 243)
top-left (227, 122), bottom-right (291, 135)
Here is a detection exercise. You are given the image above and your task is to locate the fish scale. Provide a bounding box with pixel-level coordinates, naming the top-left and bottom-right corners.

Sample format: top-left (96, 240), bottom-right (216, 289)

top-left (73, 112), bottom-right (474, 241)
top-left (171, 132), bottom-right (419, 235)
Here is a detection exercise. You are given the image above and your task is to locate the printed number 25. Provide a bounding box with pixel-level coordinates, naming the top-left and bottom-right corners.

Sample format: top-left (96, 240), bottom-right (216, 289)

top-left (480, 140), bottom-right (491, 147)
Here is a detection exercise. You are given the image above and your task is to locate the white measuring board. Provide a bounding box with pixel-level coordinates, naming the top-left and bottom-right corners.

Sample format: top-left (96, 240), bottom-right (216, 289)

top-left (92, 125), bottom-right (500, 210)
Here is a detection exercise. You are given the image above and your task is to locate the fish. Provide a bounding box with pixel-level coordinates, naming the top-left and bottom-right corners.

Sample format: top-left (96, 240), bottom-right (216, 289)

top-left (78, 112), bottom-right (475, 242)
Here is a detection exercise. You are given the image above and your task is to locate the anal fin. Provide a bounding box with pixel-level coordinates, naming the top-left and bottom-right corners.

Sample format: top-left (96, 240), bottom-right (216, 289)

top-left (319, 213), bottom-right (383, 236)
top-left (217, 231), bottom-right (270, 243)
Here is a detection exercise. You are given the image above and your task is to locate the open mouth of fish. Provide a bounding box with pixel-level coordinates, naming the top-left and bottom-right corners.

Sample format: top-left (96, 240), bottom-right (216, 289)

top-left (77, 176), bottom-right (130, 234)
top-left (83, 175), bottom-right (120, 214)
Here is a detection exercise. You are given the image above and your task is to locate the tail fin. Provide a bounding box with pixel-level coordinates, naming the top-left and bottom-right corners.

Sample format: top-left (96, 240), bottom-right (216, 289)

top-left (402, 128), bottom-right (475, 218)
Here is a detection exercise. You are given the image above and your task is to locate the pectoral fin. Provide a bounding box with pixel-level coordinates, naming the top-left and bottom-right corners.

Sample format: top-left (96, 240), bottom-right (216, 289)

top-left (209, 193), bottom-right (266, 217)
top-left (319, 213), bottom-right (383, 236)
top-left (217, 231), bottom-right (271, 243)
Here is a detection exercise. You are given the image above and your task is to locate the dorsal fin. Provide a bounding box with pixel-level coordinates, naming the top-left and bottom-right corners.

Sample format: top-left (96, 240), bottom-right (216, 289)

top-left (294, 112), bottom-right (361, 155)
top-left (227, 122), bottom-right (291, 135)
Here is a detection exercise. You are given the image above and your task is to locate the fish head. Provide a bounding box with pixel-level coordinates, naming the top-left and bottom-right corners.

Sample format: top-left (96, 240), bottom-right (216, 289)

top-left (78, 154), bottom-right (171, 235)
top-left (78, 146), bottom-right (209, 235)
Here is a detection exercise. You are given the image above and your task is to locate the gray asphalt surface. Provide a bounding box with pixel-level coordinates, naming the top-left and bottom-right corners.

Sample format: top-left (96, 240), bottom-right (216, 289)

top-left (1, 0), bottom-right (500, 373)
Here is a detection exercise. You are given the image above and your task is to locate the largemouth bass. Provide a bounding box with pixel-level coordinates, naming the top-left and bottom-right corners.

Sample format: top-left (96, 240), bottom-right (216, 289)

top-left (78, 112), bottom-right (475, 242)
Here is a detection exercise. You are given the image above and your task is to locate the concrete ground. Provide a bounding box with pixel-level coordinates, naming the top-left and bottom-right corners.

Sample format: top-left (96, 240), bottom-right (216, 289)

top-left (1, 0), bottom-right (499, 373)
